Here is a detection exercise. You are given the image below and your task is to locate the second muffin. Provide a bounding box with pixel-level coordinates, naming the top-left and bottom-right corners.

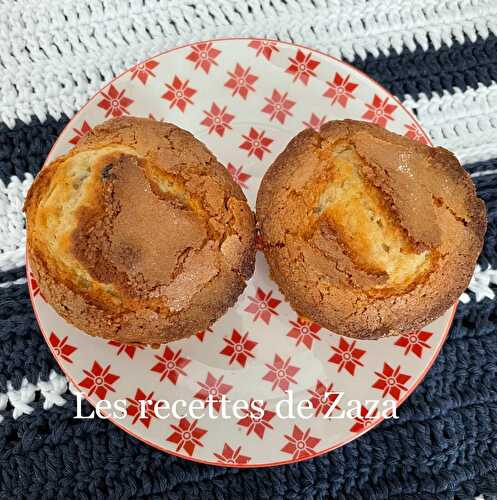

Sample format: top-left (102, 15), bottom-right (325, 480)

top-left (256, 120), bottom-right (486, 339)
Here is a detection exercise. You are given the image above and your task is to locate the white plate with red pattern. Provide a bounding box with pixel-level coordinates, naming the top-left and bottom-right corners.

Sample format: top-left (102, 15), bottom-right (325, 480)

top-left (28, 38), bottom-right (456, 467)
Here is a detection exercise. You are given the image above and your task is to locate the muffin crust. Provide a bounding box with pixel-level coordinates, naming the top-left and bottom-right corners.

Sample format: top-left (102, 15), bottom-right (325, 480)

top-left (257, 120), bottom-right (486, 339)
top-left (25, 117), bottom-right (256, 344)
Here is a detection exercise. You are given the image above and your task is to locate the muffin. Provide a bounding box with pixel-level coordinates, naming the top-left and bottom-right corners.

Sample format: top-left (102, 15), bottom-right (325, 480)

top-left (256, 120), bottom-right (486, 339)
top-left (25, 117), bottom-right (256, 345)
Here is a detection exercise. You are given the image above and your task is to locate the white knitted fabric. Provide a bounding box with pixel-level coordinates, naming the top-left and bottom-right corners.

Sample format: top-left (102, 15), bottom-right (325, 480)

top-left (0, 0), bottom-right (496, 164)
top-left (0, 371), bottom-right (67, 422)
top-left (0, 173), bottom-right (32, 271)
top-left (460, 265), bottom-right (497, 303)
top-left (404, 83), bottom-right (497, 164)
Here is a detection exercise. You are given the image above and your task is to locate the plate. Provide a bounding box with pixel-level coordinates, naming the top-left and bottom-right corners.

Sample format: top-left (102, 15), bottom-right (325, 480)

top-left (28, 38), bottom-right (455, 467)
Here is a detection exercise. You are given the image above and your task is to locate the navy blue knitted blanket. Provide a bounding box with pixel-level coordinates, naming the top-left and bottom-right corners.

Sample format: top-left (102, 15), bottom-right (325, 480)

top-left (1, 2), bottom-right (497, 499)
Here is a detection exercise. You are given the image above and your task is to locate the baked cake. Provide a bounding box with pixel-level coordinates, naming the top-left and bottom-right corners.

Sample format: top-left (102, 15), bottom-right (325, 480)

top-left (25, 117), bottom-right (256, 344)
top-left (256, 120), bottom-right (486, 339)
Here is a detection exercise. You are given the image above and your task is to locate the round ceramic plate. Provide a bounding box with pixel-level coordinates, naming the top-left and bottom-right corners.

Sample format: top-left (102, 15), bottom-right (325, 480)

top-left (28, 38), bottom-right (456, 467)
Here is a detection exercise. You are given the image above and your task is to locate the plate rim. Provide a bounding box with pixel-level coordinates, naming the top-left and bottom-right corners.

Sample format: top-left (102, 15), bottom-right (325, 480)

top-left (26, 36), bottom-right (457, 468)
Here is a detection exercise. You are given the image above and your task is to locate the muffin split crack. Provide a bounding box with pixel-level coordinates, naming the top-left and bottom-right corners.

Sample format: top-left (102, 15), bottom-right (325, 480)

top-left (257, 120), bottom-right (486, 339)
top-left (25, 117), bottom-right (256, 344)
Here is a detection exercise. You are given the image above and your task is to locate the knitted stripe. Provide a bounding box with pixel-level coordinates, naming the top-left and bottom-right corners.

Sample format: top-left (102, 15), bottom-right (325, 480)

top-left (0, 284), bottom-right (56, 392)
top-left (0, 268), bottom-right (28, 285)
top-left (0, 277), bottom-right (27, 288)
top-left (0, 173), bottom-right (32, 272)
top-left (1, 34), bottom-right (496, 181)
top-left (0, 33), bottom-right (496, 136)
top-left (1, 38), bottom-right (496, 185)
top-left (471, 172), bottom-right (497, 271)
top-left (0, 115), bottom-right (67, 184)
top-left (403, 82), bottom-right (497, 164)
top-left (0, 370), bottom-right (67, 423)
top-left (353, 32), bottom-right (497, 100)
top-left (1, 0), bottom-right (496, 127)
top-left (466, 157), bottom-right (497, 176)
top-left (0, 31), bottom-right (496, 140)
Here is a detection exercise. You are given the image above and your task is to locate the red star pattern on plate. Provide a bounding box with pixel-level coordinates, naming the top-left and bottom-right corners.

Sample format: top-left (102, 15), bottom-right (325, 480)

top-left (214, 443), bottom-right (251, 464)
top-left (286, 49), bottom-right (320, 85)
top-left (329, 338), bottom-right (366, 376)
top-left (404, 122), bottom-right (429, 144)
top-left (29, 272), bottom-right (40, 295)
top-left (261, 89), bottom-right (295, 124)
top-left (281, 425), bottom-right (320, 460)
top-left (220, 329), bottom-right (257, 367)
top-left (287, 316), bottom-right (321, 350)
top-left (68, 120), bottom-right (92, 145)
top-left (227, 162), bottom-right (251, 189)
top-left (32, 39), bottom-right (455, 466)
top-left (239, 128), bottom-right (273, 160)
top-left (108, 340), bottom-right (144, 359)
top-left (186, 42), bottom-right (221, 73)
top-left (237, 399), bottom-right (276, 439)
top-left (161, 76), bottom-right (196, 112)
top-left (225, 64), bottom-right (258, 99)
top-left (263, 355), bottom-right (299, 392)
top-left (349, 405), bottom-right (380, 433)
top-left (166, 418), bottom-right (207, 456)
top-left (323, 72), bottom-right (358, 108)
top-left (195, 326), bottom-right (213, 342)
top-left (248, 39), bottom-right (279, 60)
top-left (130, 59), bottom-right (159, 85)
top-left (361, 94), bottom-right (397, 127)
top-left (307, 380), bottom-right (341, 417)
top-left (126, 388), bottom-right (157, 428)
top-left (302, 113), bottom-right (327, 132)
top-left (150, 347), bottom-right (190, 384)
top-left (394, 330), bottom-right (433, 358)
top-left (200, 102), bottom-right (235, 136)
top-left (49, 332), bottom-right (77, 364)
top-left (29, 272), bottom-right (45, 300)
top-left (245, 287), bottom-right (281, 324)
top-left (372, 363), bottom-right (411, 401)
top-left (97, 84), bottom-right (134, 118)
top-left (78, 362), bottom-right (119, 399)
top-left (193, 373), bottom-right (233, 412)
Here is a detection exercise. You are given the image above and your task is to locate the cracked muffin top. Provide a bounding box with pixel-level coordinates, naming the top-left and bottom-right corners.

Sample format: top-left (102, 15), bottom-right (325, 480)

top-left (256, 120), bottom-right (486, 339)
top-left (25, 117), bottom-right (256, 345)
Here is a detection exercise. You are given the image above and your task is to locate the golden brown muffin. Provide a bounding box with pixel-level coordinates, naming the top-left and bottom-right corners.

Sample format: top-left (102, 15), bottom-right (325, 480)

top-left (25, 117), bottom-right (256, 344)
top-left (256, 120), bottom-right (486, 339)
